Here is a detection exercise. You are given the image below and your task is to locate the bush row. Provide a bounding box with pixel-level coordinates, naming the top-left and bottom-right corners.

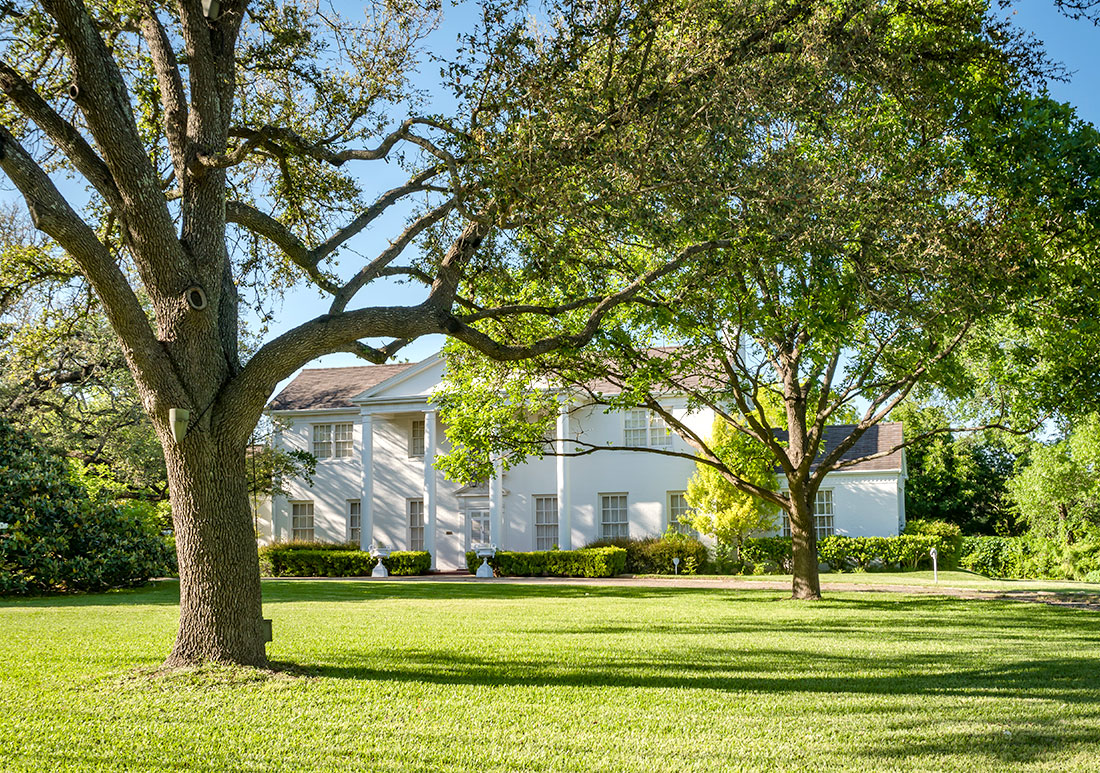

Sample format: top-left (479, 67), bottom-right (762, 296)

top-left (585, 535), bottom-right (708, 574)
top-left (730, 533), bottom-right (961, 574)
top-left (258, 544), bottom-right (431, 577)
top-left (465, 547), bottom-right (627, 577)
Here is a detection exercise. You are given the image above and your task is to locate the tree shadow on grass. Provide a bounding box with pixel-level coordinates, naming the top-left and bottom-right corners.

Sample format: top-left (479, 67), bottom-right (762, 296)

top-left (859, 719), bottom-right (1100, 767)
top-left (301, 644), bottom-right (1100, 707)
top-left (0, 579), bottom-right (181, 608)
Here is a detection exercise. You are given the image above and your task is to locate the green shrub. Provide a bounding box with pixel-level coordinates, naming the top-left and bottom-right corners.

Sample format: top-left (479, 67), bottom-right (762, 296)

top-left (816, 535), bottom-right (955, 571)
top-left (959, 536), bottom-right (1027, 578)
top-left (258, 544), bottom-right (431, 576)
top-left (585, 534), bottom-right (708, 574)
top-left (0, 419), bottom-right (175, 595)
top-left (740, 537), bottom-right (792, 571)
top-left (465, 547), bottom-right (627, 577)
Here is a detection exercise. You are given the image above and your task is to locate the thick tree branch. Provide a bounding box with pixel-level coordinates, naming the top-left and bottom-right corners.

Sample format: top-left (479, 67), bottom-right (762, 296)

top-left (140, 4), bottom-right (189, 184)
top-left (0, 127), bottom-right (182, 404)
top-left (0, 61), bottom-right (123, 213)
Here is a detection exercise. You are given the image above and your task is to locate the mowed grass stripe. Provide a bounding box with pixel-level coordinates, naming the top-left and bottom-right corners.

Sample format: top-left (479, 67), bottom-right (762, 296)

top-left (0, 580), bottom-right (1098, 772)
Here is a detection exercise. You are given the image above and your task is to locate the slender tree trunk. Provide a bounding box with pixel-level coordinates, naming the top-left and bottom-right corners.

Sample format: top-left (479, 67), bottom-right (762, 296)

top-left (788, 487), bottom-right (821, 600)
top-left (161, 432), bottom-right (268, 668)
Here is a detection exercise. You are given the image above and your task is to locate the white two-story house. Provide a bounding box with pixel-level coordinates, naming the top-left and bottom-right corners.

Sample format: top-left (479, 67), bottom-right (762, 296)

top-left (261, 353), bottom-right (907, 571)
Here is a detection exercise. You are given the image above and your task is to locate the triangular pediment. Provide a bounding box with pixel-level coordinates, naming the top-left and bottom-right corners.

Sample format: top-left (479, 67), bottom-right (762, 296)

top-left (352, 352), bottom-right (444, 403)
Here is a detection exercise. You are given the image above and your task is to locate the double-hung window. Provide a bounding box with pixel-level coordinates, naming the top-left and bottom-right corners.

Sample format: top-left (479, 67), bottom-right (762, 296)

top-left (348, 500), bottom-right (361, 545)
top-left (535, 496), bottom-right (559, 551)
top-left (409, 419), bottom-right (426, 457)
top-left (624, 409), bottom-right (671, 447)
top-left (814, 490), bottom-right (835, 540)
top-left (313, 423), bottom-right (353, 459)
top-left (291, 501), bottom-right (315, 541)
top-left (649, 412), bottom-right (671, 447)
top-left (624, 410), bottom-right (648, 446)
top-left (780, 490), bottom-right (835, 541)
top-left (668, 491), bottom-right (691, 534)
top-left (408, 499), bottom-right (425, 550)
top-left (600, 494), bottom-right (629, 539)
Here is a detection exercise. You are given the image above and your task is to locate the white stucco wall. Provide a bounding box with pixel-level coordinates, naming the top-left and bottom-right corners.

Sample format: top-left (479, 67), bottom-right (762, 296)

top-left (273, 408), bottom-right (363, 544)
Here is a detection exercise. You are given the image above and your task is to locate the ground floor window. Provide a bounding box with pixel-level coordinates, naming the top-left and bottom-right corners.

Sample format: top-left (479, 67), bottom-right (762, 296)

top-left (348, 500), bottom-right (361, 545)
top-left (600, 493), bottom-right (628, 539)
top-left (408, 499), bottom-right (424, 551)
top-left (667, 491), bottom-right (691, 534)
top-left (780, 490), bottom-right (835, 541)
top-left (535, 496), bottom-right (559, 550)
top-left (291, 501), bottom-right (314, 541)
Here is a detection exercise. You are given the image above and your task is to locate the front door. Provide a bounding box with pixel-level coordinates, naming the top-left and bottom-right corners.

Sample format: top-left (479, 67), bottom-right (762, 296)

top-left (463, 497), bottom-right (491, 550)
top-left (468, 508), bottom-right (491, 547)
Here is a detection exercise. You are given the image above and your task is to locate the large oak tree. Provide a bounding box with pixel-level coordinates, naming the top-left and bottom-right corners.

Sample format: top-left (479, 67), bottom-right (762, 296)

top-left (0, 0), bottom-right (843, 665)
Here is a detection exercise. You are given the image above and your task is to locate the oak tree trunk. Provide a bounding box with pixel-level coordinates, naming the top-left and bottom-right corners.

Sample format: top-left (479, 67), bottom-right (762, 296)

top-left (161, 431), bottom-right (268, 668)
top-left (788, 487), bottom-right (821, 600)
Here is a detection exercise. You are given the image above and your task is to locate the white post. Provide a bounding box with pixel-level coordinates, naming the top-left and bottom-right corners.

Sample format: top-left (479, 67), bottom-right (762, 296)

top-left (424, 410), bottom-right (438, 570)
top-left (359, 411), bottom-right (374, 551)
top-left (490, 457), bottom-right (503, 548)
top-left (556, 405), bottom-right (572, 550)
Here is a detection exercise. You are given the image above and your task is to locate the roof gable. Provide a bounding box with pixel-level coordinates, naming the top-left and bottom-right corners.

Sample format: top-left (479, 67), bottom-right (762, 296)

top-left (353, 353), bottom-right (444, 403)
top-left (268, 363), bottom-right (416, 411)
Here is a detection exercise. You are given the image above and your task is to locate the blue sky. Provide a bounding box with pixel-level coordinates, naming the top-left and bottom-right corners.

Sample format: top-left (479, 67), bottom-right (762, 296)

top-left (267, 0), bottom-right (1100, 384)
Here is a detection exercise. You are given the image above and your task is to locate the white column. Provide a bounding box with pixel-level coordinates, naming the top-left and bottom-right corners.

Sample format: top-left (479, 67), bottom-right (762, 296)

top-left (424, 410), bottom-right (438, 570)
top-left (555, 405), bottom-right (572, 550)
top-left (490, 457), bottom-right (503, 548)
top-left (359, 411), bottom-right (374, 551)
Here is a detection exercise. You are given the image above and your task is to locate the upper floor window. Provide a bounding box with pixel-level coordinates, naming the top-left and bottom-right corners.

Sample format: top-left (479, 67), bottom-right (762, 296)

top-left (624, 409), bottom-right (671, 447)
top-left (313, 423), bottom-right (354, 459)
top-left (409, 419), bottom-right (426, 457)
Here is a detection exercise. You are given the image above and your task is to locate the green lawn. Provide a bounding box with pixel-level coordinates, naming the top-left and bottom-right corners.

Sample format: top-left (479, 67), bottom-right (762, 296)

top-left (2, 580), bottom-right (1099, 772)
top-left (644, 570), bottom-right (1100, 594)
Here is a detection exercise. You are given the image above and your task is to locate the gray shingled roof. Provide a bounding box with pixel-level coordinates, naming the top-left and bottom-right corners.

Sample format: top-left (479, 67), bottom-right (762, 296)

top-left (268, 363), bottom-right (415, 410)
top-left (773, 422), bottom-right (905, 472)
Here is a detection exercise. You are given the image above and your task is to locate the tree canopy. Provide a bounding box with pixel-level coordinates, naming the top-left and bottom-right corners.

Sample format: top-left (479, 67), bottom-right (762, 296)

top-left (438, 0), bottom-right (1100, 599)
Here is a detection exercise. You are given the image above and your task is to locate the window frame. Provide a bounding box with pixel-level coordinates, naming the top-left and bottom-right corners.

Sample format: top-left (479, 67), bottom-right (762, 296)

top-left (667, 491), bottom-right (691, 534)
top-left (599, 493), bottom-right (629, 540)
top-left (409, 418), bottom-right (426, 458)
top-left (407, 498), bottom-right (425, 551)
top-left (348, 500), bottom-right (361, 545)
top-left (312, 422), bottom-right (354, 459)
top-left (311, 424), bottom-right (333, 459)
top-left (534, 495), bottom-right (559, 551)
top-left (291, 500), bottom-right (315, 541)
top-left (780, 489), bottom-right (835, 541)
top-left (623, 409), bottom-right (648, 446)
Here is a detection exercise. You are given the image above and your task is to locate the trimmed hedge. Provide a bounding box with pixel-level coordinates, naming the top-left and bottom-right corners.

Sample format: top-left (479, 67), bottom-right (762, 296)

top-left (259, 544), bottom-right (431, 576)
top-left (734, 533), bottom-right (960, 573)
top-left (465, 547), bottom-right (627, 577)
top-left (585, 535), bottom-right (708, 574)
